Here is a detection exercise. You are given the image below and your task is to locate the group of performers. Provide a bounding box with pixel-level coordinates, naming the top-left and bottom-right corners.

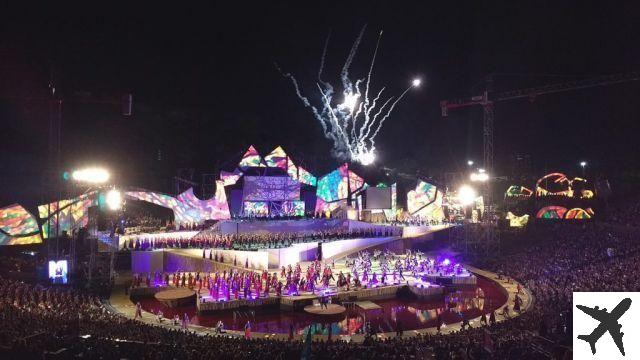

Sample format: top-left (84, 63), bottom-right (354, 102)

top-left (130, 249), bottom-right (470, 303)
top-left (123, 226), bottom-right (399, 251)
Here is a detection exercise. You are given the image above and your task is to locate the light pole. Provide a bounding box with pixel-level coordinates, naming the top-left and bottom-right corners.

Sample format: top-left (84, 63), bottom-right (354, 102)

top-left (70, 167), bottom-right (111, 281)
top-left (580, 161), bottom-right (587, 177)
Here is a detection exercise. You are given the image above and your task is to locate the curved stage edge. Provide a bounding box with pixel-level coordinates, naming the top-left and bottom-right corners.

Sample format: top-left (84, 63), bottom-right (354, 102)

top-left (108, 265), bottom-right (533, 343)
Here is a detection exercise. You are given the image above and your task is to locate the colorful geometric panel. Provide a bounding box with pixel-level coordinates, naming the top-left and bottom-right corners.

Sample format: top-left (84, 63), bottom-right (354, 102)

top-left (220, 168), bottom-right (243, 186)
top-left (314, 198), bottom-right (344, 216)
top-left (297, 166), bottom-right (317, 186)
top-left (264, 146), bottom-right (288, 169)
top-left (286, 156), bottom-right (298, 180)
top-left (126, 185), bottom-right (230, 225)
top-left (239, 145), bottom-right (265, 169)
top-left (536, 206), bottom-right (568, 219)
top-left (0, 204), bottom-right (42, 245)
top-left (316, 163), bottom-right (363, 203)
top-left (39, 193), bottom-right (99, 239)
top-left (407, 180), bottom-right (445, 222)
top-left (316, 168), bottom-right (345, 202)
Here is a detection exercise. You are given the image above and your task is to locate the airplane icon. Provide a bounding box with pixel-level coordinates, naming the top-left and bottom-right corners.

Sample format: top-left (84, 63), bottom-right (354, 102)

top-left (576, 298), bottom-right (631, 356)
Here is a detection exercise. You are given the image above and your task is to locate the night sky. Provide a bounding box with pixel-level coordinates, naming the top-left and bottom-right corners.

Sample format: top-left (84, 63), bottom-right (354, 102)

top-left (1, 2), bottom-right (639, 206)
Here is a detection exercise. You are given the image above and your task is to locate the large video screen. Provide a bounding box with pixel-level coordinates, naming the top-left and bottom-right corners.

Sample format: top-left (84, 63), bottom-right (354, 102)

top-left (280, 200), bottom-right (305, 216)
top-left (243, 176), bottom-right (300, 201)
top-left (48, 260), bottom-right (68, 284)
top-left (365, 187), bottom-right (391, 209)
top-left (243, 201), bottom-right (269, 217)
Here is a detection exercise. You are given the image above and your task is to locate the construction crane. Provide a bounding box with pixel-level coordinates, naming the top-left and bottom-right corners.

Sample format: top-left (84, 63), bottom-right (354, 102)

top-left (442, 71), bottom-right (640, 256)
top-left (440, 71), bottom-right (640, 175)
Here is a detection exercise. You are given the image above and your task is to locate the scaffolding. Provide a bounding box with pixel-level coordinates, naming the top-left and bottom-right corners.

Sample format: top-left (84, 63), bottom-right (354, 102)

top-left (451, 222), bottom-right (500, 259)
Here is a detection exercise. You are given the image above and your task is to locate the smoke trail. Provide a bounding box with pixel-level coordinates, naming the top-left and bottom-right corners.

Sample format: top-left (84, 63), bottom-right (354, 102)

top-left (278, 27), bottom-right (416, 164)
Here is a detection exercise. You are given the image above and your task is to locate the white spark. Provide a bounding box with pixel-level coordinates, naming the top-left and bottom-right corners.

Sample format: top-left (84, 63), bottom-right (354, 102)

top-left (279, 27), bottom-right (418, 164)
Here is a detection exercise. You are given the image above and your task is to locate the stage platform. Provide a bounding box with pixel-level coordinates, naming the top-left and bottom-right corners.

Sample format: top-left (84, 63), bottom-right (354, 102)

top-left (421, 273), bottom-right (477, 286)
top-left (303, 303), bottom-right (346, 315)
top-left (154, 289), bottom-right (196, 308)
top-left (130, 223), bottom-right (449, 274)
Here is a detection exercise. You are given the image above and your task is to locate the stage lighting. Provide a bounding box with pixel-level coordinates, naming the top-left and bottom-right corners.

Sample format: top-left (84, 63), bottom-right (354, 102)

top-left (412, 78), bottom-right (421, 87)
top-left (467, 160), bottom-right (474, 166)
top-left (580, 161), bottom-right (587, 167)
top-left (470, 172), bottom-right (489, 182)
top-left (105, 189), bottom-right (122, 211)
top-left (458, 185), bottom-right (476, 206)
top-left (72, 168), bottom-right (110, 184)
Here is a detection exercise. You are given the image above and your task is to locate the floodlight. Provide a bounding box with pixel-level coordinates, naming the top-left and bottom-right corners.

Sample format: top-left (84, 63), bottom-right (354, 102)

top-left (72, 168), bottom-right (110, 184)
top-left (458, 185), bottom-right (476, 206)
top-left (105, 189), bottom-right (122, 211)
top-left (470, 172), bottom-right (489, 182)
top-left (412, 78), bottom-right (421, 87)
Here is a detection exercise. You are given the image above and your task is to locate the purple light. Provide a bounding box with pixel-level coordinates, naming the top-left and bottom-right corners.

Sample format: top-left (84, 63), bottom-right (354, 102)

top-left (442, 258), bottom-right (451, 266)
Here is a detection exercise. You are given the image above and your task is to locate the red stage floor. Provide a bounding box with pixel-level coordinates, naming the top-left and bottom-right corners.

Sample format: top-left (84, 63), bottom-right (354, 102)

top-left (137, 277), bottom-right (506, 335)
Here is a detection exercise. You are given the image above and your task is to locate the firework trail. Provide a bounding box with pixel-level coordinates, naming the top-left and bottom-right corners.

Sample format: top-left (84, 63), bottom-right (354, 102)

top-left (278, 26), bottom-right (419, 165)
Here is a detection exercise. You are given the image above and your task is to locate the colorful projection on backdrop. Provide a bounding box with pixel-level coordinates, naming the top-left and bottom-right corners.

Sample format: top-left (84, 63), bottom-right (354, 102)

top-left (505, 185), bottom-right (533, 198)
top-left (565, 207), bottom-right (594, 219)
top-left (126, 185), bottom-right (230, 225)
top-left (220, 168), bottom-right (243, 186)
top-left (264, 146), bottom-right (288, 169)
top-left (38, 192), bottom-right (98, 239)
top-left (0, 204), bottom-right (42, 245)
top-left (280, 201), bottom-right (305, 216)
top-left (316, 163), bottom-right (365, 203)
top-left (407, 181), bottom-right (445, 222)
top-left (242, 176), bottom-right (300, 201)
top-left (315, 198), bottom-right (345, 216)
top-left (238, 145), bottom-right (265, 169)
top-left (243, 201), bottom-right (269, 217)
top-left (297, 166), bottom-right (317, 186)
top-left (506, 212), bottom-right (530, 227)
top-left (536, 206), bottom-right (568, 219)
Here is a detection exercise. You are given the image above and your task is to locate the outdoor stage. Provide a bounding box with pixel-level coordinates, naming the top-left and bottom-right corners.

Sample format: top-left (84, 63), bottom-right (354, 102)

top-left (129, 219), bottom-right (448, 274)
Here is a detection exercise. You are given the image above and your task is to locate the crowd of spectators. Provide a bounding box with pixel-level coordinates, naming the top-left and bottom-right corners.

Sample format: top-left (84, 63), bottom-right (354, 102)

top-left (3, 217), bottom-right (640, 358)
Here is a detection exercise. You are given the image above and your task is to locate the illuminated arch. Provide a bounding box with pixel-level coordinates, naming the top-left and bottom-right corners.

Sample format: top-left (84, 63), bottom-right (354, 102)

top-left (505, 185), bottom-right (533, 198)
top-left (536, 206), bottom-right (568, 219)
top-left (564, 207), bottom-right (594, 219)
top-left (536, 173), bottom-right (572, 197)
